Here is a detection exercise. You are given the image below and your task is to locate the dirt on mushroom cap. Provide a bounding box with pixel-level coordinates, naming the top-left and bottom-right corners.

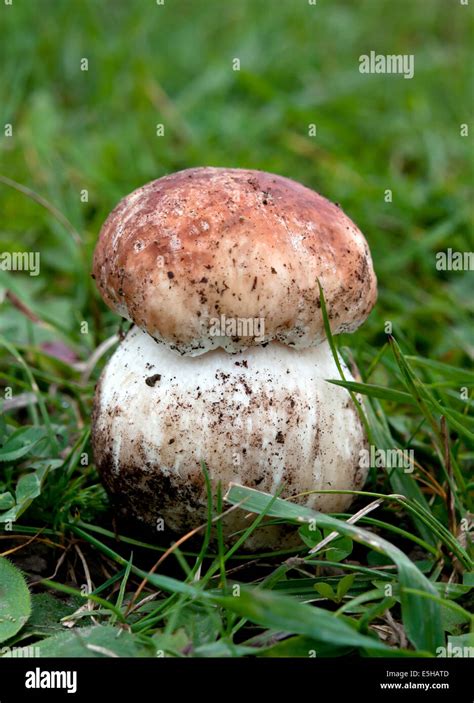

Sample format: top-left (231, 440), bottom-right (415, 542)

top-left (93, 167), bottom-right (377, 356)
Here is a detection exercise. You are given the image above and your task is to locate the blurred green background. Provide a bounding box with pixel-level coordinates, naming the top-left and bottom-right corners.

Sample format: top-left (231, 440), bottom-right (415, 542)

top-left (0, 0), bottom-right (472, 364)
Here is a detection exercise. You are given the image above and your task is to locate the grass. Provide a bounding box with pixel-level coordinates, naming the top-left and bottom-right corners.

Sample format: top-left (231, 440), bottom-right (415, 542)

top-left (0, 0), bottom-right (472, 658)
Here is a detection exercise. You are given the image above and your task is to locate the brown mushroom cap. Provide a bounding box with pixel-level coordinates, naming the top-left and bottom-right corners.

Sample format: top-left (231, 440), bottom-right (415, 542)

top-left (93, 167), bottom-right (377, 355)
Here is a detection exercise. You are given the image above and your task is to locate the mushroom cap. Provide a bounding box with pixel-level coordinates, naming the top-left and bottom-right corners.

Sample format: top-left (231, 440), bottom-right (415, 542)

top-left (93, 167), bottom-right (377, 356)
top-left (92, 326), bottom-right (368, 550)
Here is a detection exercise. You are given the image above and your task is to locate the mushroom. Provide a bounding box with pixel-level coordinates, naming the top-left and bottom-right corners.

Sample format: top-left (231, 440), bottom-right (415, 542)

top-left (91, 167), bottom-right (377, 548)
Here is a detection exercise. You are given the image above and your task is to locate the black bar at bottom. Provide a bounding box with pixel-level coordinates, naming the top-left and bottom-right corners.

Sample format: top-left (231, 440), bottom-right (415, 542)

top-left (0, 657), bottom-right (470, 701)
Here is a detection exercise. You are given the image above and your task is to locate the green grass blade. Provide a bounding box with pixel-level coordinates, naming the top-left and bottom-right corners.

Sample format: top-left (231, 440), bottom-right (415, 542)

top-left (224, 484), bottom-right (445, 652)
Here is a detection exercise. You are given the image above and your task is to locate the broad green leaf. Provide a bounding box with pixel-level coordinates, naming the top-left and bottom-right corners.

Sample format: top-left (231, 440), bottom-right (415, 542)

top-left (325, 534), bottom-right (353, 562)
top-left (16, 465), bottom-right (50, 504)
top-left (298, 524), bottom-right (322, 547)
top-left (0, 459), bottom-right (62, 523)
top-left (0, 558), bottom-right (31, 643)
top-left (314, 583), bottom-right (335, 600)
top-left (13, 594), bottom-right (83, 641)
top-left (299, 527), bottom-right (352, 562)
top-left (0, 426), bottom-right (50, 462)
top-left (173, 602), bottom-right (221, 648)
top-left (151, 629), bottom-right (189, 657)
top-left (337, 574), bottom-right (356, 601)
top-left (3, 625), bottom-right (151, 658)
top-left (0, 493), bottom-right (14, 511)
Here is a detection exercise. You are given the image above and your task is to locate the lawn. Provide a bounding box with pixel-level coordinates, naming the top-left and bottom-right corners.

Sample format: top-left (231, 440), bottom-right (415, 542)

top-left (0, 0), bottom-right (472, 659)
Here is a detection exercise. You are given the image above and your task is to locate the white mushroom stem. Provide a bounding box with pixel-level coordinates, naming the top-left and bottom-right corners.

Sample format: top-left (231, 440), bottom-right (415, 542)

top-left (92, 326), bottom-right (368, 549)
